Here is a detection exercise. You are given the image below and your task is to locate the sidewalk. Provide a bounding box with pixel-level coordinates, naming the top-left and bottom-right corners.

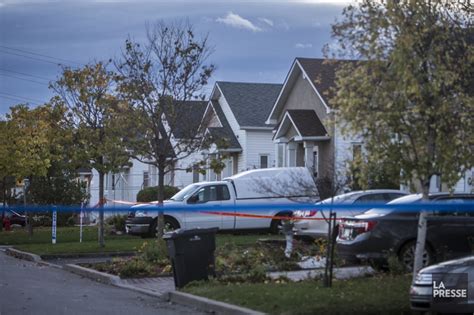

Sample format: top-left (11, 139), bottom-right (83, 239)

top-left (119, 277), bottom-right (175, 296)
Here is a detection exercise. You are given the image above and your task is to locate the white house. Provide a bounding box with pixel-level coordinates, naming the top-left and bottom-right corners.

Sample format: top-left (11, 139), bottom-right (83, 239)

top-left (265, 57), bottom-right (361, 187)
top-left (266, 57), bottom-right (473, 194)
top-left (198, 81), bottom-right (283, 181)
top-left (87, 100), bottom-right (208, 207)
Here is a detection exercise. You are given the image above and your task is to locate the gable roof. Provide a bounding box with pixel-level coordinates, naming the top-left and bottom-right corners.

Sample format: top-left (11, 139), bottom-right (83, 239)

top-left (168, 100), bottom-right (208, 138)
top-left (216, 81), bottom-right (282, 128)
top-left (287, 110), bottom-right (328, 137)
top-left (207, 101), bottom-right (242, 151)
top-left (266, 57), bottom-right (358, 124)
top-left (274, 110), bottom-right (329, 141)
top-left (296, 58), bottom-right (357, 106)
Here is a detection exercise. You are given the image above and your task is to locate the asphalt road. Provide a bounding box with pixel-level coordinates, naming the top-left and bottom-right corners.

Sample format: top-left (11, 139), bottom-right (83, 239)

top-left (0, 250), bottom-right (204, 315)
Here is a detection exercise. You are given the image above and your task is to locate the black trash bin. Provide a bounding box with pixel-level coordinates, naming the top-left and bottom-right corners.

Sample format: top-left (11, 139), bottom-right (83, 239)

top-left (163, 227), bottom-right (218, 288)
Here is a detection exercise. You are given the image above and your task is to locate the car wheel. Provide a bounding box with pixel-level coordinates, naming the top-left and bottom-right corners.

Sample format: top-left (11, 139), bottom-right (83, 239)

top-left (398, 241), bottom-right (432, 272)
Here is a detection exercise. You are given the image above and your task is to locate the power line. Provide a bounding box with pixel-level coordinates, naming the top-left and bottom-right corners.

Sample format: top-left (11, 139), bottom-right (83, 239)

top-left (0, 73), bottom-right (50, 86)
top-left (0, 67), bottom-right (53, 81)
top-left (0, 92), bottom-right (46, 104)
top-left (0, 49), bottom-right (64, 66)
top-left (0, 45), bottom-right (82, 66)
top-left (0, 95), bottom-right (42, 106)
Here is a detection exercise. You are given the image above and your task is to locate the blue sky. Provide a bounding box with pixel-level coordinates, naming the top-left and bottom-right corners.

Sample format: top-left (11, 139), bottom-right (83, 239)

top-left (0, 0), bottom-right (350, 114)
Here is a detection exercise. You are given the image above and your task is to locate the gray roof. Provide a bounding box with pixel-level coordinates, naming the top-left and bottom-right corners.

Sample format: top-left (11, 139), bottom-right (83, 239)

top-left (287, 110), bottom-right (328, 137)
top-left (208, 101), bottom-right (242, 151)
top-left (217, 81), bottom-right (282, 127)
top-left (168, 100), bottom-right (208, 138)
top-left (296, 58), bottom-right (358, 106)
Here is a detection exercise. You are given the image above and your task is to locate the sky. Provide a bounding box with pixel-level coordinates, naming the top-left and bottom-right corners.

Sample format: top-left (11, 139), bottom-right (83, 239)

top-left (0, 0), bottom-right (351, 115)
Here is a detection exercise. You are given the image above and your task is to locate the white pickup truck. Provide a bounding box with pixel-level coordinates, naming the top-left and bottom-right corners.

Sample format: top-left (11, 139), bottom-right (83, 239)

top-left (125, 167), bottom-right (319, 236)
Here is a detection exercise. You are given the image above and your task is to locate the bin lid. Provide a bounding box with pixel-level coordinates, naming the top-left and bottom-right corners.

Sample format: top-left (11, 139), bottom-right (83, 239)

top-left (162, 227), bottom-right (219, 240)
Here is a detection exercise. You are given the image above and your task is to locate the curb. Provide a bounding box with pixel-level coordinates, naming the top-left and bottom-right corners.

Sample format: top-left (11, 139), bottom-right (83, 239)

top-left (167, 291), bottom-right (266, 315)
top-left (63, 263), bottom-right (265, 314)
top-left (63, 264), bottom-right (121, 285)
top-left (5, 248), bottom-right (265, 314)
top-left (41, 251), bottom-right (135, 260)
top-left (6, 247), bottom-right (43, 262)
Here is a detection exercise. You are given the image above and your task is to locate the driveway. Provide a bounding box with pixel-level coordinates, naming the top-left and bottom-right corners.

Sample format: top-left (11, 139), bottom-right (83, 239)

top-left (0, 250), bottom-right (204, 315)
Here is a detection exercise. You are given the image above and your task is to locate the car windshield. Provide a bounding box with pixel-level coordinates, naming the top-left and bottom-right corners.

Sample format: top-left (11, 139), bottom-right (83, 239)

top-left (317, 192), bottom-right (358, 205)
top-left (364, 194), bottom-right (422, 215)
top-left (169, 184), bottom-right (200, 201)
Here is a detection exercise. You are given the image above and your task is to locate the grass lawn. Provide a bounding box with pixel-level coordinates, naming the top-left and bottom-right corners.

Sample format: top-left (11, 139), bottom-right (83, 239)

top-left (0, 226), bottom-right (282, 255)
top-left (184, 275), bottom-right (412, 314)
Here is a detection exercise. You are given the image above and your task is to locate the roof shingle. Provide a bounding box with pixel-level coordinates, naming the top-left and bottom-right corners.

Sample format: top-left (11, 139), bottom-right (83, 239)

top-left (217, 81), bottom-right (282, 127)
top-left (287, 109), bottom-right (328, 137)
top-left (296, 58), bottom-right (358, 106)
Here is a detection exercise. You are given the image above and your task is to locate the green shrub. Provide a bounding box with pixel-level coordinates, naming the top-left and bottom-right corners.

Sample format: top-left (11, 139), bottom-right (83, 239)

top-left (119, 258), bottom-right (154, 278)
top-left (387, 254), bottom-right (406, 275)
top-left (66, 216), bottom-right (76, 227)
top-left (107, 214), bottom-right (127, 232)
top-left (136, 186), bottom-right (180, 202)
top-left (138, 240), bottom-right (168, 263)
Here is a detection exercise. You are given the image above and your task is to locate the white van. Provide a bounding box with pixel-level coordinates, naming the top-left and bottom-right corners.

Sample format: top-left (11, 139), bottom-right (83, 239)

top-left (126, 167), bottom-right (319, 236)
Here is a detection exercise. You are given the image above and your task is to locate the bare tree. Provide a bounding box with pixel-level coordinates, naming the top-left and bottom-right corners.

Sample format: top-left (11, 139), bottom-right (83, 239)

top-left (115, 20), bottom-right (215, 237)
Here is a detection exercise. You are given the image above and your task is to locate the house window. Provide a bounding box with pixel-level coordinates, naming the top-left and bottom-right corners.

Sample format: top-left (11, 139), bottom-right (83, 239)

top-left (277, 144), bottom-right (284, 167)
top-left (260, 155), bottom-right (269, 169)
top-left (353, 144), bottom-right (362, 161)
top-left (192, 166), bottom-right (200, 183)
top-left (313, 150), bottom-right (319, 178)
top-left (111, 174), bottom-right (116, 190)
top-left (143, 171), bottom-right (149, 188)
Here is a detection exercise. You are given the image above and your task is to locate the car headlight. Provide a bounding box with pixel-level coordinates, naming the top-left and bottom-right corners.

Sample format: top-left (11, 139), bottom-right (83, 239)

top-left (134, 210), bottom-right (148, 217)
top-left (415, 273), bottom-right (432, 286)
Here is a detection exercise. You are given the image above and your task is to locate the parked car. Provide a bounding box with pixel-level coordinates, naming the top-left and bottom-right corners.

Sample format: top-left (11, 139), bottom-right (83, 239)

top-left (293, 190), bottom-right (407, 239)
top-left (410, 256), bottom-right (474, 313)
top-left (337, 193), bottom-right (474, 270)
top-left (126, 167), bottom-right (320, 237)
top-left (2, 209), bottom-right (26, 227)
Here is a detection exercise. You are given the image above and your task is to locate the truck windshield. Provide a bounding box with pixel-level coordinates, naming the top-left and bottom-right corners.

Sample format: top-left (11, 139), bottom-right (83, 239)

top-left (169, 184), bottom-right (200, 201)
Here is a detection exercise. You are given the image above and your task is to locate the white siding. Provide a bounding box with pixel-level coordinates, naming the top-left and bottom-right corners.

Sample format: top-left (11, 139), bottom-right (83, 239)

top-left (237, 129), bottom-right (247, 171)
top-left (244, 130), bottom-right (275, 169)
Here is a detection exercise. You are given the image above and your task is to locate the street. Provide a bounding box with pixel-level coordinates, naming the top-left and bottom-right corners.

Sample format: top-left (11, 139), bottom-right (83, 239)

top-left (0, 250), bottom-right (203, 315)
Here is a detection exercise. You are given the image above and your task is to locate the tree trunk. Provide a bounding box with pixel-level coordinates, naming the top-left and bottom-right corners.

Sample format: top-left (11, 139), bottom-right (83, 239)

top-left (98, 170), bottom-right (105, 248)
top-left (412, 179), bottom-right (430, 281)
top-left (1, 178), bottom-right (5, 232)
top-left (25, 179), bottom-right (33, 238)
top-left (156, 165), bottom-right (165, 239)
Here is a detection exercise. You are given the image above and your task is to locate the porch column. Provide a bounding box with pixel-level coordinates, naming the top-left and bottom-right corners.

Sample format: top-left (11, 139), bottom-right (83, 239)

top-left (303, 141), bottom-right (314, 170)
top-left (288, 142), bottom-right (297, 167)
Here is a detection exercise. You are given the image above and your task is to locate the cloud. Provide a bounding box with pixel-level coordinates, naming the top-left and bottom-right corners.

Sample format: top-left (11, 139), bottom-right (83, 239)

top-left (258, 17), bottom-right (274, 27)
top-left (216, 12), bottom-right (262, 32)
top-left (295, 43), bottom-right (313, 49)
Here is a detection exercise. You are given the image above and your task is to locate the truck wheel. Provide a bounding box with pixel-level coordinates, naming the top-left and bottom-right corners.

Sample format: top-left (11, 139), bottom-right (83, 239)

top-left (145, 217), bottom-right (180, 238)
top-left (164, 216), bottom-right (180, 232)
top-left (270, 212), bottom-right (292, 234)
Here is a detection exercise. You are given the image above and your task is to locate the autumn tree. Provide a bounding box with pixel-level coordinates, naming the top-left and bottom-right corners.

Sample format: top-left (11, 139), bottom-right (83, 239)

top-left (115, 20), bottom-right (215, 237)
top-left (51, 62), bottom-right (130, 247)
top-left (326, 1), bottom-right (473, 276)
top-left (0, 103), bottom-right (69, 235)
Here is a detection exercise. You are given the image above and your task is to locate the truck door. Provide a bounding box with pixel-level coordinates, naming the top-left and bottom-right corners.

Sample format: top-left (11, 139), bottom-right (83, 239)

top-left (185, 184), bottom-right (228, 229)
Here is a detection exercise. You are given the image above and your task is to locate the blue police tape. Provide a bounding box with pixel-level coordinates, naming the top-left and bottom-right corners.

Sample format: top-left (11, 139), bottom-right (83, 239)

top-left (3, 202), bottom-right (474, 213)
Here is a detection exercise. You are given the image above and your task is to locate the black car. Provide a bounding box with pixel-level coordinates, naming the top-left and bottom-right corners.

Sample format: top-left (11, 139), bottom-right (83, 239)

top-left (337, 193), bottom-right (474, 270)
